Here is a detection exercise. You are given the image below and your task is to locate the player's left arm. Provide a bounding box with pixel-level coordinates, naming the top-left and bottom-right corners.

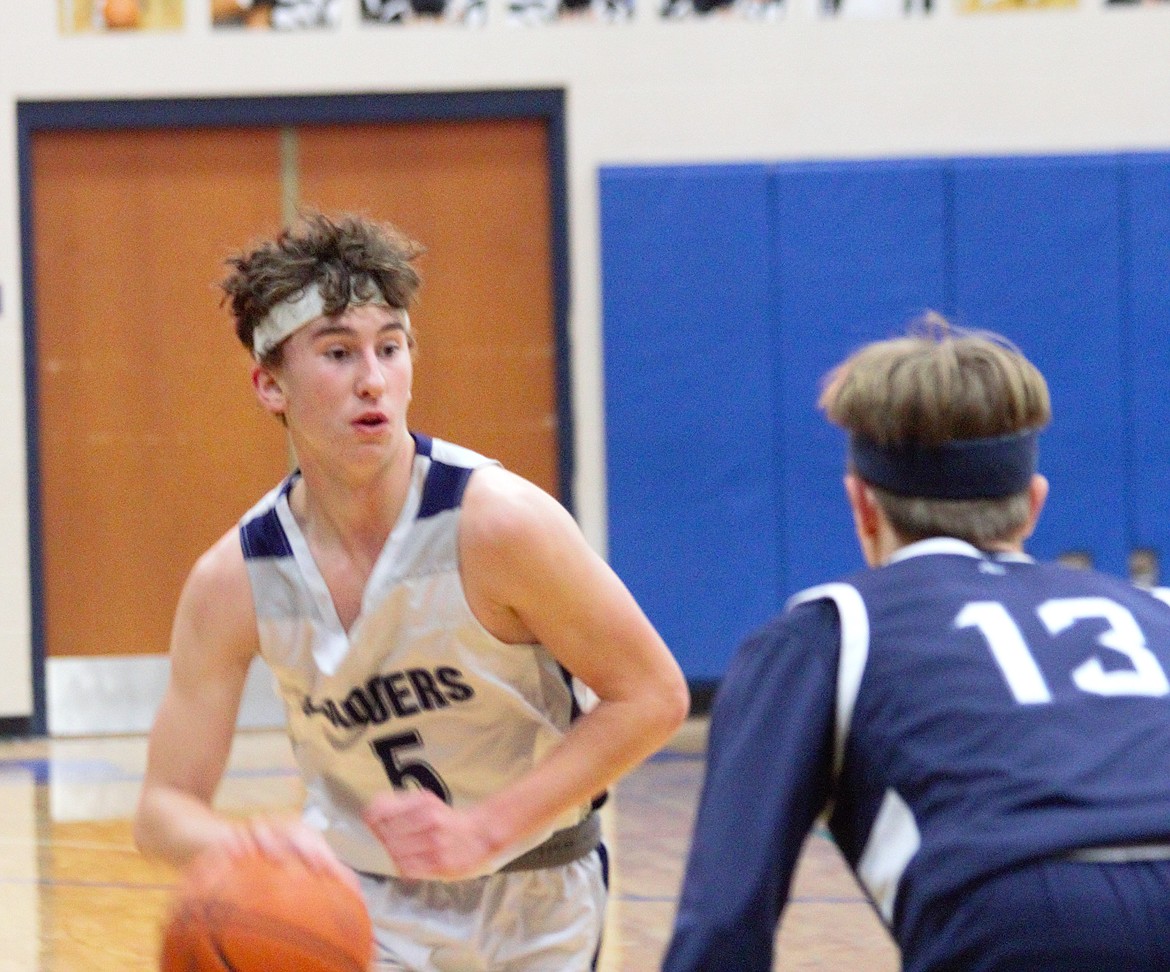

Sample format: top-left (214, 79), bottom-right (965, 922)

top-left (364, 465), bottom-right (690, 879)
top-left (663, 601), bottom-right (838, 972)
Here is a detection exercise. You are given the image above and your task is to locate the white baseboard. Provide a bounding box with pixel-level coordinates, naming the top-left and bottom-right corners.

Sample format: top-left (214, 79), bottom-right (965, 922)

top-left (47, 654), bottom-right (284, 737)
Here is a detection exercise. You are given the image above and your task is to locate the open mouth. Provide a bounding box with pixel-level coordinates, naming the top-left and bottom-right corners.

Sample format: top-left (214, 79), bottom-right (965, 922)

top-left (354, 413), bottom-right (387, 428)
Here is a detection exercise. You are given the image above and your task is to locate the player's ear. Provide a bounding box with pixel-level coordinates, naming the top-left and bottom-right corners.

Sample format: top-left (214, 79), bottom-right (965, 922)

top-left (844, 474), bottom-right (879, 530)
top-left (844, 474), bottom-right (884, 567)
top-left (1024, 474), bottom-right (1048, 535)
top-left (252, 364), bottom-right (287, 417)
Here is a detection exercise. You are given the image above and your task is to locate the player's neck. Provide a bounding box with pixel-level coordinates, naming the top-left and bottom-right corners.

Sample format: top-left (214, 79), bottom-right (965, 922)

top-left (978, 537), bottom-right (1026, 554)
top-left (290, 437), bottom-right (417, 559)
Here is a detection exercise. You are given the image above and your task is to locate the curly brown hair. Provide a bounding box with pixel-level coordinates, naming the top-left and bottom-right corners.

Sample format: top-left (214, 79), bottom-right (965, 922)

top-left (222, 211), bottom-right (425, 364)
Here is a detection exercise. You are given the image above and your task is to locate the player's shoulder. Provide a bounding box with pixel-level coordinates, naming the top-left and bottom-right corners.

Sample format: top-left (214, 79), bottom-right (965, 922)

top-left (787, 577), bottom-right (868, 611)
top-left (783, 570), bottom-right (876, 627)
top-left (1074, 569), bottom-right (1170, 621)
top-left (170, 525), bottom-right (258, 663)
top-left (462, 459), bottom-right (570, 542)
top-left (961, 558), bottom-right (1170, 629)
top-left (1030, 558), bottom-right (1170, 603)
top-left (415, 434), bottom-right (546, 535)
top-left (187, 527), bottom-right (251, 607)
top-left (735, 583), bottom-right (854, 659)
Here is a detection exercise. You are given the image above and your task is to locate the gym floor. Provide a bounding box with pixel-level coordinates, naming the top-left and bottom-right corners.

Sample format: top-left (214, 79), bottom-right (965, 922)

top-left (0, 718), bottom-right (898, 970)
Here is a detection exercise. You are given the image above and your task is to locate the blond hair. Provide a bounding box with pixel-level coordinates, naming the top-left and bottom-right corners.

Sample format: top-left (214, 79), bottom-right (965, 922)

top-left (819, 313), bottom-right (1051, 546)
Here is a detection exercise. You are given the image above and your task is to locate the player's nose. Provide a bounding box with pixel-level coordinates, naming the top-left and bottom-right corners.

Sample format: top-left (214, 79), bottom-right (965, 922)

top-left (354, 346), bottom-right (387, 397)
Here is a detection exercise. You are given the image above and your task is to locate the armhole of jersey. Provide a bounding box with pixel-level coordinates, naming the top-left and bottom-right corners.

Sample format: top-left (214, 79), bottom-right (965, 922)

top-left (786, 582), bottom-right (870, 780)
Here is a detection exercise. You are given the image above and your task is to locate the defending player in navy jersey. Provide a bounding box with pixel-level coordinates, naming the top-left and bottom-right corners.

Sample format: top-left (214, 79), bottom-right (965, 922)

top-left (133, 212), bottom-right (689, 971)
top-left (664, 316), bottom-right (1170, 972)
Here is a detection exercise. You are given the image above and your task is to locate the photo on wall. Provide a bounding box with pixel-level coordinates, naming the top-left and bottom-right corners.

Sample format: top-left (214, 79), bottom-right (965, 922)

top-left (506, 0), bottom-right (633, 26)
top-left (659, 0), bottom-right (782, 20)
top-left (59, 0), bottom-right (183, 31)
top-left (956, 0), bottom-right (1075, 11)
top-left (212, 0), bottom-right (340, 28)
top-left (361, 0), bottom-right (487, 26)
top-left (819, 0), bottom-right (929, 16)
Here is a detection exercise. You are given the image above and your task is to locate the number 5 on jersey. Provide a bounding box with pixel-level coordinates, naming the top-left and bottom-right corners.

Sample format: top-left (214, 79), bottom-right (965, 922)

top-left (371, 730), bottom-right (453, 803)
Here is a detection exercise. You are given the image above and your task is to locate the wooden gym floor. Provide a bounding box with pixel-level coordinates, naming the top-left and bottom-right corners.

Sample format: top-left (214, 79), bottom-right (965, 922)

top-left (0, 718), bottom-right (898, 971)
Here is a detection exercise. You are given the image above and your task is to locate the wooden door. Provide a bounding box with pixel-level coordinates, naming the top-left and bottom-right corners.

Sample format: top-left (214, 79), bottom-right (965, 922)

top-left (31, 127), bottom-right (290, 657)
top-left (30, 116), bottom-right (559, 663)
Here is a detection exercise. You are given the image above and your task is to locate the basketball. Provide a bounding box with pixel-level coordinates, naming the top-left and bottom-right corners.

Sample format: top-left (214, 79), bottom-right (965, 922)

top-left (160, 851), bottom-right (374, 972)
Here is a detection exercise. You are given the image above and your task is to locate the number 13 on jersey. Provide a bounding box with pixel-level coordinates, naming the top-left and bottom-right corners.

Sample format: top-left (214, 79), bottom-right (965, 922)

top-left (956, 596), bottom-right (1170, 704)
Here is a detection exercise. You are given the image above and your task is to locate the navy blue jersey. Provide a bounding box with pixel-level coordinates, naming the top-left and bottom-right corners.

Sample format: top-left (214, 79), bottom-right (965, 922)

top-left (665, 538), bottom-right (1170, 972)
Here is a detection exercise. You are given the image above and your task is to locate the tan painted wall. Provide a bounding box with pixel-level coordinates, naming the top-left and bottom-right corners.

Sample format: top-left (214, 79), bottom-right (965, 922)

top-left (2, 0), bottom-right (1170, 713)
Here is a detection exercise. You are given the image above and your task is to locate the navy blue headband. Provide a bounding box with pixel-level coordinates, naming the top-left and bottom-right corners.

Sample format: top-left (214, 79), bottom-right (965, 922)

top-left (849, 429), bottom-right (1039, 500)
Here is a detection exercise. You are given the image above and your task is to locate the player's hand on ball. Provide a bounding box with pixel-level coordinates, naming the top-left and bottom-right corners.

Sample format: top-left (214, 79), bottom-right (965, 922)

top-left (161, 848), bottom-right (372, 972)
top-left (363, 790), bottom-right (496, 880)
top-left (226, 816), bottom-right (361, 893)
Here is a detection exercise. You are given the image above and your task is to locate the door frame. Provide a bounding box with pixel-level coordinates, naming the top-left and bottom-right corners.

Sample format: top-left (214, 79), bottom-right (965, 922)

top-left (16, 89), bottom-right (572, 735)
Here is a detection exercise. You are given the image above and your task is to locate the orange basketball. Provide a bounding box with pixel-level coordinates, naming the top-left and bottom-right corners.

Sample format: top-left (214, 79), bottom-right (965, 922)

top-left (161, 851), bottom-right (374, 972)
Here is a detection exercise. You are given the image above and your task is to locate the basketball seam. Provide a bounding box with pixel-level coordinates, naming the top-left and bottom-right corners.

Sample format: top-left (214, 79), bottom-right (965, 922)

top-left (210, 934), bottom-right (240, 972)
top-left (205, 902), bottom-right (366, 971)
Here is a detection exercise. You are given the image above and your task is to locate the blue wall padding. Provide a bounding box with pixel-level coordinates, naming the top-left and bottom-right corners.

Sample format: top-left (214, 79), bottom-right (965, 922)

top-left (601, 152), bottom-right (1165, 681)
top-left (950, 155), bottom-right (1128, 575)
top-left (600, 165), bottom-right (781, 679)
top-left (1122, 155), bottom-right (1170, 565)
top-left (771, 160), bottom-right (952, 594)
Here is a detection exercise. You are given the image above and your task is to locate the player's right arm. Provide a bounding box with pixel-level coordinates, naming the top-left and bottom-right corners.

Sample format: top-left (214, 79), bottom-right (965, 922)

top-left (133, 530), bottom-right (345, 880)
top-left (133, 529), bottom-right (262, 866)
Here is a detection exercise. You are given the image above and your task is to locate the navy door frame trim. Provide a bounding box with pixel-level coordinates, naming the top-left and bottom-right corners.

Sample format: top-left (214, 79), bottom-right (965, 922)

top-left (15, 89), bottom-right (573, 736)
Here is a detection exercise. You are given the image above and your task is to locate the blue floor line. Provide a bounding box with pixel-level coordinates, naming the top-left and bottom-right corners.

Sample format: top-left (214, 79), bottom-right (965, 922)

top-left (0, 875), bottom-right (175, 891)
top-left (615, 892), bottom-right (864, 904)
top-left (0, 760), bottom-right (299, 786)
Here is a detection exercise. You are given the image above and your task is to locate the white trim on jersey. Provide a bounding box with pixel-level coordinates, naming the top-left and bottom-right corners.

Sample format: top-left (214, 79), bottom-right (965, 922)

top-left (888, 536), bottom-right (1035, 565)
top-left (787, 582), bottom-right (870, 778)
top-left (856, 786), bottom-right (921, 925)
top-left (1149, 587), bottom-right (1170, 609)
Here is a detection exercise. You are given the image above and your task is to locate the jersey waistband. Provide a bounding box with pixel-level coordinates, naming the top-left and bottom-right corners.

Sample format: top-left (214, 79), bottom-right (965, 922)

top-left (357, 811), bottom-right (602, 881)
top-left (499, 812), bottom-right (602, 872)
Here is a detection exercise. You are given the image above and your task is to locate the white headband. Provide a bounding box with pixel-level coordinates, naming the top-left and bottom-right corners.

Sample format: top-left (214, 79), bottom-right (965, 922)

top-left (252, 282), bottom-right (403, 360)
